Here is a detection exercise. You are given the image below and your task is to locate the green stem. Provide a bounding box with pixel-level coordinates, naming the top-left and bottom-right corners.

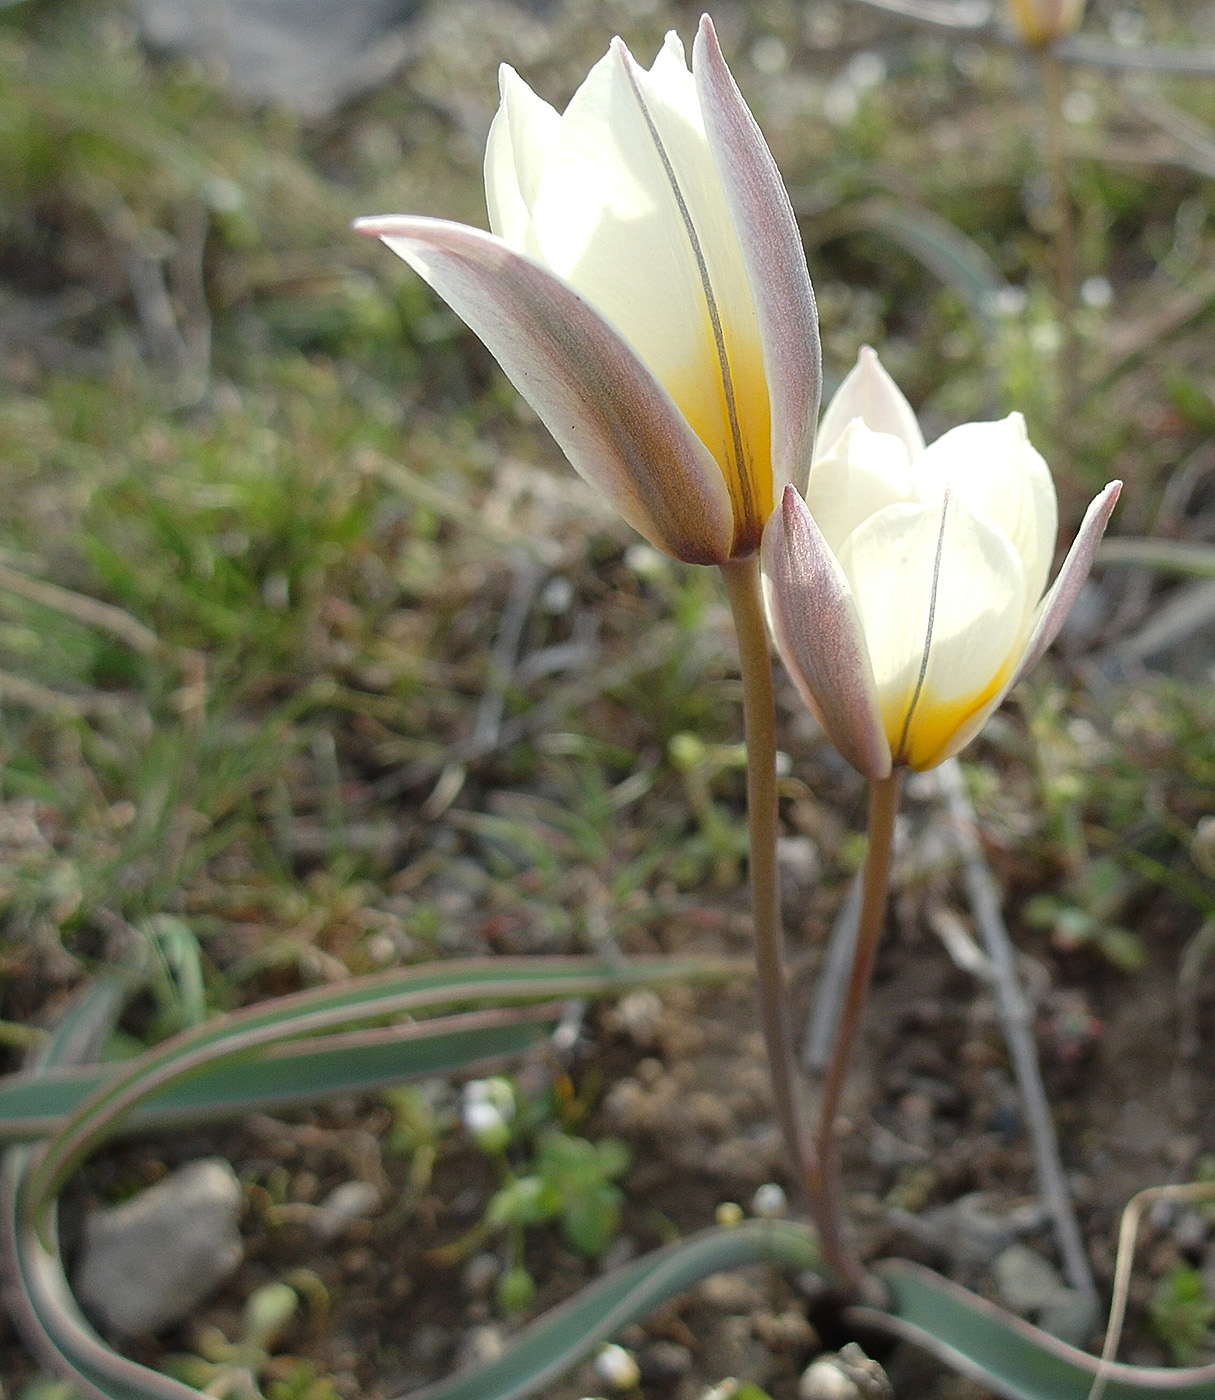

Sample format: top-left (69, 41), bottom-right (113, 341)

top-left (718, 557), bottom-right (831, 1252)
top-left (812, 768), bottom-right (903, 1292)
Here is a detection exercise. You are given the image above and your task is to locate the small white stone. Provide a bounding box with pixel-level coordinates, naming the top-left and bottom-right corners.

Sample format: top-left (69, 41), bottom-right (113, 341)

top-left (594, 1343), bottom-right (641, 1391)
top-left (310, 1180), bottom-right (381, 1240)
top-left (800, 1359), bottom-right (861, 1400)
top-left (1080, 275), bottom-right (1113, 309)
top-left (751, 1182), bottom-right (789, 1218)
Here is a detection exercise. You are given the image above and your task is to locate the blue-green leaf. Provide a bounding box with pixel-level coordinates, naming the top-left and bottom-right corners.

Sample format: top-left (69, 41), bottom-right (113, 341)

top-left (862, 1258), bottom-right (1215, 1400)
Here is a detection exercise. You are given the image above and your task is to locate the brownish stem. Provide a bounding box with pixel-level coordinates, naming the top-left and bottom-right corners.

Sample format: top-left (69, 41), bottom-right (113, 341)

top-left (718, 558), bottom-right (825, 1227)
top-left (812, 768), bottom-right (903, 1291)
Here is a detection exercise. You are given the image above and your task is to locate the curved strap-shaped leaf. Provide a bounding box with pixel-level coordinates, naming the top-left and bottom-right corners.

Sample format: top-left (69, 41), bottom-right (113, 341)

top-left (1, 971), bottom-right (818, 1400)
top-left (855, 1258), bottom-right (1215, 1400)
top-left (398, 1219), bottom-right (822, 1400)
top-left (21, 954), bottom-right (740, 1234)
top-left (2, 979), bottom-right (204, 1400)
top-left (0, 1006), bottom-right (562, 1142)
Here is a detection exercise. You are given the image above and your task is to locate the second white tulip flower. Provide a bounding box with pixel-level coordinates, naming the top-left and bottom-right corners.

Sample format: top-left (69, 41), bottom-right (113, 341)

top-left (763, 348), bottom-right (1121, 776)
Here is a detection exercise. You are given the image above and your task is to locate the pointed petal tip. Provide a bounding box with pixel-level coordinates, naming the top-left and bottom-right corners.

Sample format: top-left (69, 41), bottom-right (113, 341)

top-left (352, 215), bottom-right (418, 239)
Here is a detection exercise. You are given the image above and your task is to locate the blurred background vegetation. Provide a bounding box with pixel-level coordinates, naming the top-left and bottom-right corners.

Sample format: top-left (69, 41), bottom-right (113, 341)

top-left (3, 0), bottom-right (1215, 1390)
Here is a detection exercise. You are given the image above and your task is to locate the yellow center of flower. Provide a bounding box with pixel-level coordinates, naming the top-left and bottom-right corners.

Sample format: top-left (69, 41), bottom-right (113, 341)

top-left (666, 324), bottom-right (773, 557)
top-left (882, 660), bottom-right (1012, 772)
top-left (876, 489), bottom-right (1020, 772)
top-left (619, 57), bottom-right (773, 559)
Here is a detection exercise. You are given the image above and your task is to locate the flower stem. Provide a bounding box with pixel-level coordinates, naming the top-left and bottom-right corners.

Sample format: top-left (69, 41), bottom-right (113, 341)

top-left (812, 768), bottom-right (902, 1291)
top-left (719, 557), bottom-right (832, 1256)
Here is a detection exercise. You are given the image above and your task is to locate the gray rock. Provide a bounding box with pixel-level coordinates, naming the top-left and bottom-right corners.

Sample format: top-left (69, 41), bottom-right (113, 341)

top-left (800, 1344), bottom-right (893, 1400)
top-left (135, 0), bottom-right (421, 118)
top-left (75, 1158), bottom-right (244, 1336)
top-left (993, 1243), bottom-right (1065, 1314)
top-left (991, 1242), bottom-right (1094, 1343)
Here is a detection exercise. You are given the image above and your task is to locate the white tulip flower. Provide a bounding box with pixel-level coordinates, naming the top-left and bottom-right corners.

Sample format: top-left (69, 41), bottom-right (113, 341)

top-left (356, 16), bottom-right (820, 564)
top-left (763, 347), bottom-right (1121, 775)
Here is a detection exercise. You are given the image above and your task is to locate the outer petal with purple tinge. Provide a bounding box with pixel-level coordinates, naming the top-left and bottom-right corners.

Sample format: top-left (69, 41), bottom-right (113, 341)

top-left (357, 17), bottom-right (819, 564)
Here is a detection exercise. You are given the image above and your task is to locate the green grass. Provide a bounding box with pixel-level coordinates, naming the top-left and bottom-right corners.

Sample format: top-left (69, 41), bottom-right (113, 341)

top-left (5, 0), bottom-right (1215, 1389)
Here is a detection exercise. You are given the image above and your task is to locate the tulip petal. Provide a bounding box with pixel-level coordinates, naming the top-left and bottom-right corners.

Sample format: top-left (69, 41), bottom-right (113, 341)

top-left (484, 65), bottom-right (561, 255)
top-left (1012, 479), bottom-right (1122, 685)
top-left (817, 346), bottom-right (925, 462)
top-left (694, 14), bottom-right (820, 500)
top-left (762, 486), bottom-right (892, 781)
top-left (355, 215), bottom-right (734, 564)
top-left (804, 420), bottom-right (915, 556)
top-left (524, 33), bottom-right (772, 555)
top-left (838, 494), bottom-right (1027, 771)
top-left (914, 413), bottom-right (1058, 605)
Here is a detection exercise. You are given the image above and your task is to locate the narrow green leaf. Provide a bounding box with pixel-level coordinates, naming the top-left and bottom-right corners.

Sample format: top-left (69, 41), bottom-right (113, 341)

top-left (2, 983), bottom-right (206, 1400)
top-left (828, 197), bottom-right (1010, 334)
top-left (0, 1006), bottom-right (560, 1142)
top-left (398, 1220), bottom-right (821, 1400)
top-left (1096, 537), bottom-right (1215, 580)
top-left (22, 954), bottom-right (739, 1236)
top-left (861, 1258), bottom-right (1215, 1400)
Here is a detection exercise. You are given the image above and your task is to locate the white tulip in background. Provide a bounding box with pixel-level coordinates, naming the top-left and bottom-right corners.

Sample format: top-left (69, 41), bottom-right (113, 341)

top-left (763, 347), bottom-right (1121, 775)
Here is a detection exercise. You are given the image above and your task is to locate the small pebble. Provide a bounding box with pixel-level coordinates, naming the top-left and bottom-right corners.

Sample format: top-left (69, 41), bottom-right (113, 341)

top-left (613, 989), bottom-right (663, 1044)
top-left (638, 1340), bottom-right (693, 1384)
top-left (993, 1243), bottom-right (1065, 1315)
top-left (800, 1358), bottom-right (861, 1400)
top-left (461, 1252), bottom-right (500, 1298)
top-left (594, 1342), bottom-right (641, 1391)
top-left (455, 1324), bottom-right (505, 1371)
top-left (799, 1344), bottom-right (893, 1400)
top-left (751, 1182), bottom-right (788, 1218)
top-left (310, 1180), bottom-right (380, 1240)
top-left (75, 1158), bottom-right (243, 1337)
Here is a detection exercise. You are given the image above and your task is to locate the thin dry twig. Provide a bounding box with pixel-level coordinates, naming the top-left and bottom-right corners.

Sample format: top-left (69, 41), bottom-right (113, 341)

top-left (0, 671), bottom-right (122, 721)
top-left (803, 872), bottom-right (862, 1074)
top-left (937, 757), bottom-right (1098, 1312)
top-left (369, 620), bottom-right (682, 800)
top-left (847, 0), bottom-right (993, 30)
top-left (1086, 1180), bottom-right (1215, 1400)
top-left (1055, 35), bottom-right (1215, 75)
top-left (424, 550), bottom-right (543, 818)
